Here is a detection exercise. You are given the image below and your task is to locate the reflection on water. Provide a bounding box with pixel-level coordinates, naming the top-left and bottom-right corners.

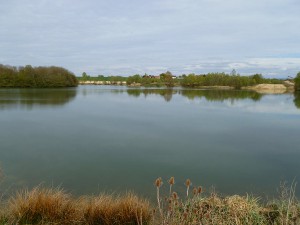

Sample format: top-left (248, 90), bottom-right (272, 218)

top-left (180, 89), bottom-right (263, 102)
top-left (127, 89), bottom-right (174, 102)
top-left (127, 88), bottom-right (263, 102)
top-left (1, 87), bottom-right (298, 110)
top-left (126, 88), bottom-right (300, 109)
top-left (79, 86), bottom-right (300, 112)
top-left (0, 88), bottom-right (77, 110)
top-left (294, 92), bottom-right (300, 109)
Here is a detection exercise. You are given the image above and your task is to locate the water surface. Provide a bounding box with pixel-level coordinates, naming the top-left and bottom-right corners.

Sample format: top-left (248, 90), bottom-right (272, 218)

top-left (0, 86), bottom-right (299, 199)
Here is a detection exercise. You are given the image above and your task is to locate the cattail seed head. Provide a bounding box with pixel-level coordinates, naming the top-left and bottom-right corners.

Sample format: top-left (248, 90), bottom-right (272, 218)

top-left (193, 187), bottom-right (197, 195)
top-left (168, 176), bottom-right (175, 185)
top-left (198, 186), bottom-right (203, 194)
top-left (185, 179), bottom-right (191, 187)
top-left (155, 177), bottom-right (163, 188)
top-left (172, 192), bottom-right (179, 200)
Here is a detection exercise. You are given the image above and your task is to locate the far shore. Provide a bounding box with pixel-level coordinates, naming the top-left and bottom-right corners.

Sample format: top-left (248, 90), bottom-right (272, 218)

top-left (78, 80), bottom-right (295, 94)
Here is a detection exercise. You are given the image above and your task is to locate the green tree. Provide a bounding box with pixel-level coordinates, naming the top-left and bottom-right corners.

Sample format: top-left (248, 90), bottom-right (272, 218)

top-left (252, 74), bottom-right (263, 84)
top-left (293, 92), bottom-right (300, 108)
top-left (294, 72), bottom-right (300, 91)
top-left (126, 74), bottom-right (142, 85)
top-left (231, 69), bottom-right (237, 76)
top-left (0, 65), bottom-right (17, 87)
top-left (82, 72), bottom-right (88, 81)
top-left (0, 64), bottom-right (78, 88)
top-left (160, 71), bottom-right (174, 87)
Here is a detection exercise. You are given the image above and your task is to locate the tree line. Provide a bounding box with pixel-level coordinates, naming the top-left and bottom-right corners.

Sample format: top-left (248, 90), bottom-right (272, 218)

top-left (180, 73), bottom-right (274, 89)
top-left (79, 69), bottom-right (300, 91)
top-left (78, 72), bottom-right (127, 82)
top-left (125, 71), bottom-right (283, 89)
top-left (0, 64), bottom-right (78, 88)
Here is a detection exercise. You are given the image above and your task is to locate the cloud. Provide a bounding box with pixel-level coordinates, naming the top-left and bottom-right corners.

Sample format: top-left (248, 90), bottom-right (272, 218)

top-left (0, 0), bottom-right (299, 76)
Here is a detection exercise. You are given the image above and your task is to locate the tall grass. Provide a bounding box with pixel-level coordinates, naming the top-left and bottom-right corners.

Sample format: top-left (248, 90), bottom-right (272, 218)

top-left (1, 186), bottom-right (152, 225)
top-left (0, 175), bottom-right (299, 224)
top-left (83, 193), bottom-right (151, 225)
top-left (153, 177), bottom-right (300, 225)
top-left (8, 187), bottom-right (80, 224)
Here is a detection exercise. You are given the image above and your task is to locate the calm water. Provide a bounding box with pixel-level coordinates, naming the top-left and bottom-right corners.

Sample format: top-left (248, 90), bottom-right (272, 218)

top-left (0, 86), bottom-right (300, 199)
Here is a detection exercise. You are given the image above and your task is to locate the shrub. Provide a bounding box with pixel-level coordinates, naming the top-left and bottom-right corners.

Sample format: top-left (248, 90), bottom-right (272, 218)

top-left (295, 72), bottom-right (300, 91)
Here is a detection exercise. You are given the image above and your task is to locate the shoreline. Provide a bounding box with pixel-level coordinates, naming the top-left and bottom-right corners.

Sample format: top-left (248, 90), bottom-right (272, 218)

top-left (79, 81), bottom-right (295, 94)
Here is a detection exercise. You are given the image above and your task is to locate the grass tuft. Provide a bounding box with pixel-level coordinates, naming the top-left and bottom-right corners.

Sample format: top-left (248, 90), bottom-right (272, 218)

top-left (8, 186), bottom-right (80, 224)
top-left (82, 193), bottom-right (151, 225)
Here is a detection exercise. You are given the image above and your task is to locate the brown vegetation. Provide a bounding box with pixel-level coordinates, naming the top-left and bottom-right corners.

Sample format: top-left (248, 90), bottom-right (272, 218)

top-left (83, 193), bottom-right (151, 225)
top-left (1, 187), bottom-right (151, 225)
top-left (0, 177), bottom-right (299, 224)
top-left (9, 187), bottom-right (79, 224)
top-left (153, 177), bottom-right (300, 225)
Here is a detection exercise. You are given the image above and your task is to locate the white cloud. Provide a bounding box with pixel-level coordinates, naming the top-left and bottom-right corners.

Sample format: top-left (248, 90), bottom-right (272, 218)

top-left (0, 0), bottom-right (299, 76)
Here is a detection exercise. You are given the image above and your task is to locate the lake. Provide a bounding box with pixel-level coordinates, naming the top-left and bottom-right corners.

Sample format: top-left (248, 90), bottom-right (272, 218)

top-left (0, 86), bottom-right (300, 199)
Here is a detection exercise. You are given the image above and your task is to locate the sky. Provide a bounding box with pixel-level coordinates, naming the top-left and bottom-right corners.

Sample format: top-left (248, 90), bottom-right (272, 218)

top-left (1, 0), bottom-right (300, 77)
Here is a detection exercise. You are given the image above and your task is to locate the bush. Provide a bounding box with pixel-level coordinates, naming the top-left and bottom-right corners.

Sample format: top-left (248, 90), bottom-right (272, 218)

top-left (295, 72), bottom-right (300, 91)
top-left (0, 64), bottom-right (78, 88)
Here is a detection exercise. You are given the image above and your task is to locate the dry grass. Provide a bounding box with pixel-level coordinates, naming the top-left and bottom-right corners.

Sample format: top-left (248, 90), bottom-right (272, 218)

top-left (0, 166), bottom-right (7, 225)
top-left (82, 193), bottom-right (152, 225)
top-left (153, 177), bottom-right (300, 225)
top-left (8, 187), bottom-right (80, 224)
top-left (155, 193), bottom-right (266, 225)
top-left (2, 187), bottom-right (152, 225)
top-left (0, 176), bottom-right (299, 225)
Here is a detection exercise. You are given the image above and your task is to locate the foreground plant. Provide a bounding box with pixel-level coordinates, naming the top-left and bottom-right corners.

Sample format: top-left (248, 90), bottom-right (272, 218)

top-left (153, 177), bottom-right (300, 225)
top-left (6, 187), bottom-right (152, 225)
top-left (0, 178), bottom-right (299, 225)
top-left (82, 193), bottom-right (151, 225)
top-left (8, 186), bottom-right (80, 224)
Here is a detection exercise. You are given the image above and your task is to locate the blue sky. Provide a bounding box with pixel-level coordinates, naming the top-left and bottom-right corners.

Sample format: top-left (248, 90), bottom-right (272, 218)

top-left (1, 0), bottom-right (300, 77)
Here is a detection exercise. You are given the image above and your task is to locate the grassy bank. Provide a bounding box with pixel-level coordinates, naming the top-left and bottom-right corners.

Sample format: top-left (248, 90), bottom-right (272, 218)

top-left (0, 187), bottom-right (151, 225)
top-left (0, 178), bottom-right (299, 224)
